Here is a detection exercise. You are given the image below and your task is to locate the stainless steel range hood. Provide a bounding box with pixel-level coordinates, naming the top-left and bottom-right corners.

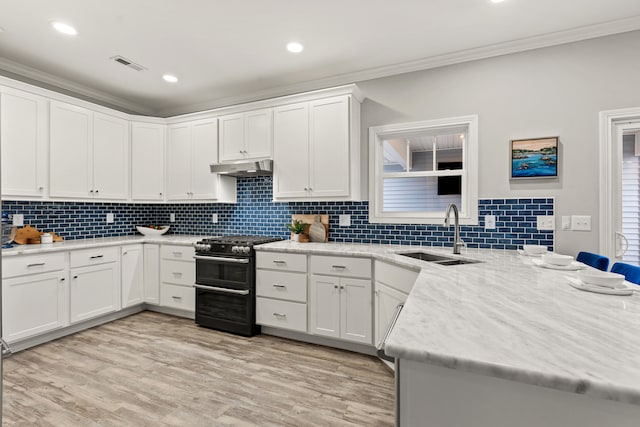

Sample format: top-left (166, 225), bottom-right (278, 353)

top-left (209, 159), bottom-right (273, 177)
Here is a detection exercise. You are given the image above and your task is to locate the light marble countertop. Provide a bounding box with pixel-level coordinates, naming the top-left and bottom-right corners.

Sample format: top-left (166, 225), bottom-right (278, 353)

top-left (2, 234), bottom-right (209, 256)
top-left (256, 240), bottom-right (640, 405)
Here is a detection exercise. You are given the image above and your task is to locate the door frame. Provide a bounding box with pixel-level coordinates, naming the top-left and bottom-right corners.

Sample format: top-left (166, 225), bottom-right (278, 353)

top-left (598, 107), bottom-right (640, 260)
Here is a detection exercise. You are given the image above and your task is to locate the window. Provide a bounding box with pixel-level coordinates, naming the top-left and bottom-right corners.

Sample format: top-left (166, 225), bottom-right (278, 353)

top-left (369, 115), bottom-right (478, 224)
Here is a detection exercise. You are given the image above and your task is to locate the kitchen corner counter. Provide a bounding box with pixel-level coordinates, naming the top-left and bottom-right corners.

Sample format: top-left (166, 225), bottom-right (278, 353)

top-left (255, 240), bottom-right (640, 406)
top-left (2, 235), bottom-right (207, 257)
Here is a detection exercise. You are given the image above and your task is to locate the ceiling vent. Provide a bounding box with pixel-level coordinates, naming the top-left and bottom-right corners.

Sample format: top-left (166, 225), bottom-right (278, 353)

top-left (110, 55), bottom-right (147, 72)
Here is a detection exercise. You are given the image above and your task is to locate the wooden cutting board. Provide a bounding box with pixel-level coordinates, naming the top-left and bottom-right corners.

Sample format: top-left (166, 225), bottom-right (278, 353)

top-left (291, 214), bottom-right (329, 243)
top-left (14, 225), bottom-right (64, 244)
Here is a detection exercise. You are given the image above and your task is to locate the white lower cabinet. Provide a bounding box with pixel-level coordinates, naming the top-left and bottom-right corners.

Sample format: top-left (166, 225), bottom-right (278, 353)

top-left (374, 282), bottom-right (408, 347)
top-left (256, 297), bottom-right (307, 332)
top-left (144, 244), bottom-right (160, 304)
top-left (70, 262), bottom-right (120, 324)
top-left (159, 244), bottom-right (196, 312)
top-left (160, 283), bottom-right (195, 311)
top-left (121, 244), bottom-right (144, 308)
top-left (309, 274), bottom-right (372, 344)
top-left (2, 271), bottom-right (69, 342)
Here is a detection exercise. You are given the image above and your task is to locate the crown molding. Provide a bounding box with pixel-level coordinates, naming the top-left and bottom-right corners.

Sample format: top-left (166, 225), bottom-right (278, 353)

top-left (158, 15), bottom-right (640, 117)
top-left (0, 57), bottom-right (156, 115)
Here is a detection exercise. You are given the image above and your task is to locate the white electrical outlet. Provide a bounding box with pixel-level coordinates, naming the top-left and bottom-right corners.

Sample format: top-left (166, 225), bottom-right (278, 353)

top-left (170, 213), bottom-right (175, 223)
top-left (536, 215), bottom-right (555, 231)
top-left (212, 213), bottom-right (218, 223)
top-left (106, 213), bottom-right (114, 223)
top-left (571, 215), bottom-right (591, 231)
top-left (484, 215), bottom-right (496, 230)
top-left (12, 214), bottom-right (24, 226)
top-left (339, 215), bottom-right (351, 227)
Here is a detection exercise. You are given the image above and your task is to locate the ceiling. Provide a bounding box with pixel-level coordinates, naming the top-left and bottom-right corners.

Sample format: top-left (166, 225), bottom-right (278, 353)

top-left (1, 0), bottom-right (640, 117)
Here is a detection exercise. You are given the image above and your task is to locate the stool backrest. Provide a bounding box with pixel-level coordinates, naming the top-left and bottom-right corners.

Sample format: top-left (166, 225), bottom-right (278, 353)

top-left (611, 262), bottom-right (640, 285)
top-left (576, 252), bottom-right (609, 271)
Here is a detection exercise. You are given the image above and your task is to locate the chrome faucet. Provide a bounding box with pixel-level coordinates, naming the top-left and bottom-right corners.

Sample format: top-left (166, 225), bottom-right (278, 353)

top-left (444, 203), bottom-right (464, 255)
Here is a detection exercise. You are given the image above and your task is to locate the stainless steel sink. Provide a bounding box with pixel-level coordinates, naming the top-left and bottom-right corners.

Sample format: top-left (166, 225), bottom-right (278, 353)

top-left (398, 252), bottom-right (481, 266)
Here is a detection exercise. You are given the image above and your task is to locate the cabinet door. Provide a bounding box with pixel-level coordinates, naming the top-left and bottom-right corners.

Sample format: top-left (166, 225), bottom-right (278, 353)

top-left (309, 96), bottom-right (350, 198)
top-left (131, 122), bottom-right (164, 200)
top-left (0, 88), bottom-right (47, 197)
top-left (143, 244), bottom-right (160, 304)
top-left (121, 245), bottom-right (144, 308)
top-left (2, 271), bottom-right (69, 342)
top-left (374, 282), bottom-right (407, 347)
top-left (191, 118), bottom-right (219, 199)
top-left (93, 112), bottom-right (129, 199)
top-left (309, 274), bottom-right (341, 338)
top-left (340, 277), bottom-right (372, 344)
top-left (244, 108), bottom-right (273, 160)
top-left (219, 113), bottom-right (245, 162)
top-left (273, 102), bottom-right (309, 198)
top-left (166, 123), bottom-right (192, 200)
top-left (50, 101), bottom-right (93, 198)
top-left (70, 263), bottom-right (120, 323)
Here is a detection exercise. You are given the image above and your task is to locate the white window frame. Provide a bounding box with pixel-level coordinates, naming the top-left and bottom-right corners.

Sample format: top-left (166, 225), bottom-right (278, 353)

top-left (369, 115), bottom-right (479, 225)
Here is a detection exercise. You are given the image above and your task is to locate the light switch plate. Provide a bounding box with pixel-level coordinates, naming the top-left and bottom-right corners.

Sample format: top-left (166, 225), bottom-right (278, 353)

top-left (212, 213), bottom-right (218, 223)
top-left (561, 216), bottom-right (571, 230)
top-left (571, 215), bottom-right (591, 231)
top-left (484, 215), bottom-right (496, 230)
top-left (536, 215), bottom-right (555, 231)
top-left (12, 214), bottom-right (24, 226)
top-left (339, 215), bottom-right (351, 227)
top-left (106, 213), bottom-right (114, 223)
top-left (170, 213), bottom-right (175, 223)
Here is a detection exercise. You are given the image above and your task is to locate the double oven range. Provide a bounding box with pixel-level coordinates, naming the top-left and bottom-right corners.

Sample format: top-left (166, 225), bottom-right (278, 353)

top-left (193, 235), bottom-right (282, 336)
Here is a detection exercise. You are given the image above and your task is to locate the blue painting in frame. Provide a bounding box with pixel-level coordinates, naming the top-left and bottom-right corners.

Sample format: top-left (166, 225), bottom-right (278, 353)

top-left (510, 136), bottom-right (558, 179)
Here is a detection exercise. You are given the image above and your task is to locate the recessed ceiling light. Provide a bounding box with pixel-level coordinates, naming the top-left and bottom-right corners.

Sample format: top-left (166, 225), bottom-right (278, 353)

top-left (163, 74), bottom-right (178, 83)
top-left (490, 0), bottom-right (506, 3)
top-left (286, 42), bottom-right (304, 53)
top-left (51, 21), bottom-right (78, 36)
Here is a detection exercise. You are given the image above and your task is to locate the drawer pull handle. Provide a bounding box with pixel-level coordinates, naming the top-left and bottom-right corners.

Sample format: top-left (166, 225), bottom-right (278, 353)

top-left (332, 265), bottom-right (346, 269)
top-left (273, 260), bottom-right (286, 264)
top-left (172, 296), bottom-right (182, 300)
top-left (90, 255), bottom-right (104, 259)
top-left (172, 272), bottom-right (183, 276)
top-left (27, 262), bottom-right (46, 267)
top-left (273, 284), bottom-right (286, 288)
top-left (173, 252), bottom-right (183, 257)
top-left (273, 312), bottom-right (287, 317)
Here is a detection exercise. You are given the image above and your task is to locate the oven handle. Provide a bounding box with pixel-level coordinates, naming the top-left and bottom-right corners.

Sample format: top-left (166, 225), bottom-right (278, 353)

top-left (193, 284), bottom-right (250, 295)
top-left (193, 255), bottom-right (250, 264)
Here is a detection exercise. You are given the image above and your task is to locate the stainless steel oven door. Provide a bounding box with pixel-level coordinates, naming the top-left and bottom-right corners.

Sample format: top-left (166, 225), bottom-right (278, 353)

top-left (194, 254), bottom-right (252, 289)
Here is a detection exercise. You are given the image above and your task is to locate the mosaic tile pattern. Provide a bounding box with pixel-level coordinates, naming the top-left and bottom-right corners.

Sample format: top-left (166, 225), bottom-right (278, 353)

top-left (2, 177), bottom-right (554, 250)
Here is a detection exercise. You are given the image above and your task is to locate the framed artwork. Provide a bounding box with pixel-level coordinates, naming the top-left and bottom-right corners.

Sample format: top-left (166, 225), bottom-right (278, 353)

top-left (510, 137), bottom-right (558, 179)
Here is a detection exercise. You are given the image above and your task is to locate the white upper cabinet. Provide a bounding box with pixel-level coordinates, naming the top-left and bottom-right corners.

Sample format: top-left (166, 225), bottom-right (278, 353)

top-left (131, 122), bottom-right (165, 201)
top-left (166, 118), bottom-right (236, 201)
top-left (0, 87), bottom-right (48, 198)
top-left (219, 108), bottom-right (273, 163)
top-left (273, 94), bottom-right (361, 201)
top-left (50, 101), bottom-right (129, 200)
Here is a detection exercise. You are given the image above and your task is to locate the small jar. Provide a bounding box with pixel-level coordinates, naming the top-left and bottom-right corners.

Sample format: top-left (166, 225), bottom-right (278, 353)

top-left (40, 233), bottom-right (53, 244)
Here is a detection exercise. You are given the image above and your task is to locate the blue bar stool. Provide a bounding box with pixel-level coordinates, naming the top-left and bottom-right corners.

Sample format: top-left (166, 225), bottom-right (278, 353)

top-left (576, 252), bottom-right (610, 271)
top-left (610, 262), bottom-right (640, 285)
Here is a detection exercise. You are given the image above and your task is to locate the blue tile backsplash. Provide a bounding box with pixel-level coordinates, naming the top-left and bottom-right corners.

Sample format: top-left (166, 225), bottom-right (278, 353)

top-left (2, 176), bottom-right (554, 251)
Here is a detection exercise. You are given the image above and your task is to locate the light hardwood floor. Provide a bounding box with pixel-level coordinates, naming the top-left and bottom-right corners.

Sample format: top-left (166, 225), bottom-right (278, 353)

top-left (3, 311), bottom-right (394, 426)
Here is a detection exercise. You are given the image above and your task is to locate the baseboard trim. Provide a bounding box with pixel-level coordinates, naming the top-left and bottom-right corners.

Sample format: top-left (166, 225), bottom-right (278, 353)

top-left (144, 304), bottom-right (195, 320)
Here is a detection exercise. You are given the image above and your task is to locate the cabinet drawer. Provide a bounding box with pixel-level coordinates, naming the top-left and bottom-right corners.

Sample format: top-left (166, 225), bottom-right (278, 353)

top-left (70, 247), bottom-right (119, 268)
top-left (375, 260), bottom-right (419, 294)
top-left (3, 252), bottom-right (67, 278)
top-left (160, 283), bottom-right (195, 311)
top-left (256, 252), bottom-right (307, 272)
top-left (161, 245), bottom-right (195, 261)
top-left (310, 255), bottom-right (371, 279)
top-left (161, 259), bottom-right (195, 286)
top-left (256, 270), bottom-right (307, 302)
top-left (256, 297), bottom-right (307, 332)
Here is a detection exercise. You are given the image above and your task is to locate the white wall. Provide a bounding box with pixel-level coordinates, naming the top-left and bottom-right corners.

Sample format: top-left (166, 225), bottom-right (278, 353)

top-left (357, 30), bottom-right (640, 256)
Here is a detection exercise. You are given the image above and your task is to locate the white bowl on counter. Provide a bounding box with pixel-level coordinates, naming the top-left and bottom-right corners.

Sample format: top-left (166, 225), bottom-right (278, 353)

top-left (522, 245), bottom-right (548, 256)
top-left (542, 253), bottom-right (573, 266)
top-left (577, 270), bottom-right (626, 288)
top-left (136, 225), bottom-right (170, 236)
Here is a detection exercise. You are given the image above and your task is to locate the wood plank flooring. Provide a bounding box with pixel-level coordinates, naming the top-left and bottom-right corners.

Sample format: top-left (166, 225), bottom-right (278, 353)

top-left (3, 311), bottom-right (394, 426)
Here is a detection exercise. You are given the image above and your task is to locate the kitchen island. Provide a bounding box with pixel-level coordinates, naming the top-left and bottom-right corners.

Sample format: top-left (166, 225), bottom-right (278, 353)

top-left (256, 241), bottom-right (640, 426)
